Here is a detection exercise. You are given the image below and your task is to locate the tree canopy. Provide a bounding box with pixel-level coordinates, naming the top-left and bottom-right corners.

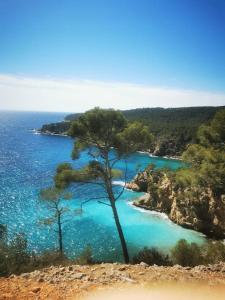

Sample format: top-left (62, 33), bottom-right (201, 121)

top-left (177, 109), bottom-right (225, 196)
top-left (54, 108), bottom-right (154, 263)
top-left (41, 106), bottom-right (225, 156)
top-left (39, 187), bottom-right (73, 256)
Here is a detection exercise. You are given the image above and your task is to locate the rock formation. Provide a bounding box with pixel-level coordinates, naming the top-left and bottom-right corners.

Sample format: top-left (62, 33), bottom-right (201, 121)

top-left (127, 170), bottom-right (225, 239)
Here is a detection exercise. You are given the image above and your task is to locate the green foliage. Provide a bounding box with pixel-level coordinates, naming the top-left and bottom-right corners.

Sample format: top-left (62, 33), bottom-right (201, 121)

top-left (6, 233), bottom-right (30, 274)
top-left (39, 186), bottom-right (73, 255)
top-left (178, 109), bottom-right (225, 196)
top-left (55, 164), bottom-right (102, 189)
top-left (115, 121), bottom-right (154, 155)
top-left (69, 107), bottom-right (127, 152)
top-left (203, 241), bottom-right (225, 264)
top-left (0, 231), bottom-right (30, 276)
top-left (0, 225), bottom-right (69, 277)
top-left (41, 121), bottom-right (71, 135)
top-left (39, 186), bottom-right (72, 206)
top-left (0, 224), bottom-right (7, 243)
top-left (133, 247), bottom-right (171, 266)
top-left (171, 239), bottom-right (225, 266)
top-left (68, 108), bottom-right (153, 158)
top-left (171, 239), bottom-right (203, 267)
top-left (31, 250), bottom-right (68, 269)
top-left (74, 245), bottom-right (94, 265)
top-left (56, 108), bottom-right (154, 189)
top-left (56, 163), bottom-right (73, 174)
top-left (60, 108), bottom-right (154, 263)
top-left (198, 109), bottom-right (225, 148)
top-left (42, 106), bottom-right (225, 156)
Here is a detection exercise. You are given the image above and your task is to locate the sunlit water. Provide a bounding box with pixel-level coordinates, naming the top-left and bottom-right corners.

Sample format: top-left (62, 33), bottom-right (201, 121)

top-left (0, 111), bottom-right (205, 261)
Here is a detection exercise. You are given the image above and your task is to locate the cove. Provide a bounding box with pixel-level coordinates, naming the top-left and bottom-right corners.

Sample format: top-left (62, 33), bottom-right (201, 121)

top-left (0, 111), bottom-right (205, 262)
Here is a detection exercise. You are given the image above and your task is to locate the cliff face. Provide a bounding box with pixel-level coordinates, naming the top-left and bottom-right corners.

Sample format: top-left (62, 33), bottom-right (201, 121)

top-left (128, 171), bottom-right (225, 239)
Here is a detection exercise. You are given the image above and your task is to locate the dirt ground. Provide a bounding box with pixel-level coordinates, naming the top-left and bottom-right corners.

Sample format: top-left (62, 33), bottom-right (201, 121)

top-left (1, 263), bottom-right (225, 299)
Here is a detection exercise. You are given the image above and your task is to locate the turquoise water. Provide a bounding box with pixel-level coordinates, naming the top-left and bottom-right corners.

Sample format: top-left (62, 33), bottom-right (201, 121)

top-left (0, 111), bottom-right (205, 261)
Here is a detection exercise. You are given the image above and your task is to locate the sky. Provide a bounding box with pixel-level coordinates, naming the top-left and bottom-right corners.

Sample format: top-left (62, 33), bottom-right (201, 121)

top-left (0, 0), bottom-right (225, 112)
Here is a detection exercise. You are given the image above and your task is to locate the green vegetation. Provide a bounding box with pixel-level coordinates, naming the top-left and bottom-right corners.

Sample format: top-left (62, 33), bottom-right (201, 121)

top-left (134, 239), bottom-right (225, 267)
top-left (171, 239), bottom-right (203, 267)
top-left (204, 241), bottom-right (225, 264)
top-left (0, 224), bottom-right (94, 276)
top-left (0, 226), bottom-right (68, 276)
top-left (41, 106), bottom-right (225, 156)
top-left (132, 109), bottom-right (225, 238)
top-left (41, 121), bottom-right (70, 135)
top-left (178, 109), bottom-right (225, 197)
top-left (0, 231), bottom-right (30, 276)
top-left (133, 247), bottom-right (171, 266)
top-left (54, 108), bottom-right (153, 263)
top-left (171, 239), bottom-right (225, 267)
top-left (39, 187), bottom-right (73, 257)
top-left (1, 223), bottom-right (225, 276)
top-left (1, 107), bottom-right (224, 276)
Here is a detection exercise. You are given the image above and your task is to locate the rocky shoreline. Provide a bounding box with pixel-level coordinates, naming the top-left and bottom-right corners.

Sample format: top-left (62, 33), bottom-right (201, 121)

top-left (126, 171), bottom-right (225, 239)
top-left (1, 262), bottom-right (225, 299)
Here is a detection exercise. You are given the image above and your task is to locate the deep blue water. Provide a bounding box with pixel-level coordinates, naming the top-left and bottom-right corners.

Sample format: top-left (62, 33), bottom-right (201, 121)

top-left (0, 111), bottom-right (205, 261)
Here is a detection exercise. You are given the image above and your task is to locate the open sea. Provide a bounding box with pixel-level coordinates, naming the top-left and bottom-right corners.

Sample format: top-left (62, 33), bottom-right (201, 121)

top-left (0, 111), bottom-right (205, 261)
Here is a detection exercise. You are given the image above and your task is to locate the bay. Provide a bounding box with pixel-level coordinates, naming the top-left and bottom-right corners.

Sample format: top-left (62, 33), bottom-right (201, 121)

top-left (0, 111), bottom-right (205, 261)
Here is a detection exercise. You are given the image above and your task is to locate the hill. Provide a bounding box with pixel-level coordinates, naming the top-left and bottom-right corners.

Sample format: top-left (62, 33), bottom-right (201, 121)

top-left (40, 106), bottom-right (225, 156)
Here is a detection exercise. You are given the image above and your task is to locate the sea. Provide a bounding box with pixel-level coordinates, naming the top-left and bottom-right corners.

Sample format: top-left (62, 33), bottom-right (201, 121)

top-left (0, 111), bottom-right (205, 262)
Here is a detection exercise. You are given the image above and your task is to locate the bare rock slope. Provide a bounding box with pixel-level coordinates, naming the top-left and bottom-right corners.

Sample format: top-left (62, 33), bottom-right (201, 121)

top-left (1, 263), bottom-right (225, 299)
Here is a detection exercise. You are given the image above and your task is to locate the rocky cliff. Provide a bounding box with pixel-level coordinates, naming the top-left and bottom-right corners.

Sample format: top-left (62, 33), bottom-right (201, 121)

top-left (127, 170), bottom-right (225, 239)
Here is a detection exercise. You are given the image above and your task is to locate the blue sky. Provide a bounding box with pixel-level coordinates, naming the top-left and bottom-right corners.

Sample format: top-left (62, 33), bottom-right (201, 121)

top-left (0, 0), bottom-right (225, 111)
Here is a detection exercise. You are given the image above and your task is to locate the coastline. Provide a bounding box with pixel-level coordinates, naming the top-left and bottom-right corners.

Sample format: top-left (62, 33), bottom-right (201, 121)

top-left (127, 200), bottom-right (170, 221)
top-left (32, 129), bottom-right (68, 137)
top-left (36, 130), bottom-right (182, 161)
top-left (137, 150), bottom-right (182, 161)
top-left (35, 128), bottom-right (194, 236)
top-left (131, 194), bottom-right (207, 237)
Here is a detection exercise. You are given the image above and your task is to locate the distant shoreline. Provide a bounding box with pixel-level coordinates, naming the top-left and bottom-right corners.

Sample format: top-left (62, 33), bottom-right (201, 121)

top-left (136, 150), bottom-right (182, 161)
top-left (33, 129), bottom-right (182, 161)
top-left (32, 129), bottom-right (68, 137)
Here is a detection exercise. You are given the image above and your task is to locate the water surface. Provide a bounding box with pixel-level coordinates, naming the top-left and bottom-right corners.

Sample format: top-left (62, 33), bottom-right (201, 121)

top-left (0, 111), bottom-right (205, 261)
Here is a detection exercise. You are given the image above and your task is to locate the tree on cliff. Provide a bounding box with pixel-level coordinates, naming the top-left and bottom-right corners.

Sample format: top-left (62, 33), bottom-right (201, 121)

top-left (54, 108), bottom-right (153, 263)
top-left (180, 109), bottom-right (225, 196)
top-left (39, 187), bottom-right (73, 257)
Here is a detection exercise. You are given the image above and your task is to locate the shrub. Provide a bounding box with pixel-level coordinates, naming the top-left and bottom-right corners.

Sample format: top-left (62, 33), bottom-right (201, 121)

top-left (0, 224), bottom-right (7, 242)
top-left (0, 232), bottom-right (30, 276)
top-left (203, 241), bottom-right (225, 264)
top-left (171, 239), bottom-right (203, 266)
top-left (0, 225), bottom-right (70, 277)
top-left (133, 247), bottom-right (171, 266)
top-left (74, 245), bottom-right (94, 265)
top-left (31, 250), bottom-right (68, 269)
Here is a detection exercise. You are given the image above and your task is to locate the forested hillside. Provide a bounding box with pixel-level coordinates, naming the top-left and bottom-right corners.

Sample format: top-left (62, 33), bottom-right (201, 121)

top-left (40, 106), bottom-right (224, 156)
top-left (130, 109), bottom-right (225, 238)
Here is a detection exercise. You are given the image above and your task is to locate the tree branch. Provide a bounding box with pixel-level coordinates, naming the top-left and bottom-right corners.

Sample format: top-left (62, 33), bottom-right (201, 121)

top-left (97, 200), bottom-right (112, 207)
top-left (79, 195), bottom-right (108, 209)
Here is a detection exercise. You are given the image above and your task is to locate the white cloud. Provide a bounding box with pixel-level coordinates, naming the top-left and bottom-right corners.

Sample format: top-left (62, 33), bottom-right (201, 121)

top-left (0, 74), bottom-right (224, 112)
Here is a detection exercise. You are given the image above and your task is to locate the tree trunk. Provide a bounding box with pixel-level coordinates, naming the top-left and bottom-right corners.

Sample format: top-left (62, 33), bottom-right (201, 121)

top-left (57, 212), bottom-right (63, 256)
top-left (104, 153), bottom-right (130, 263)
top-left (106, 178), bottom-right (129, 263)
top-left (111, 200), bottom-right (130, 263)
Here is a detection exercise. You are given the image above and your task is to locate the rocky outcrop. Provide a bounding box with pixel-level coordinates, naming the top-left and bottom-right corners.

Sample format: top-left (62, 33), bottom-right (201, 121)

top-left (40, 122), bottom-right (71, 135)
top-left (128, 171), bottom-right (225, 239)
top-left (125, 182), bottom-right (140, 192)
